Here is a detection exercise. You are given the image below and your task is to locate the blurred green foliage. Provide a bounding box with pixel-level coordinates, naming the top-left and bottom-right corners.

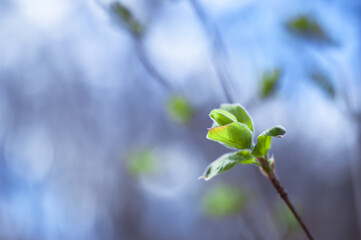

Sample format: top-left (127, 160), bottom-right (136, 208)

top-left (126, 149), bottom-right (158, 177)
top-left (112, 2), bottom-right (131, 22)
top-left (287, 15), bottom-right (330, 43)
top-left (202, 184), bottom-right (247, 217)
top-left (260, 69), bottom-right (281, 99)
top-left (166, 96), bottom-right (193, 124)
top-left (111, 2), bottom-right (144, 37)
top-left (311, 72), bottom-right (336, 98)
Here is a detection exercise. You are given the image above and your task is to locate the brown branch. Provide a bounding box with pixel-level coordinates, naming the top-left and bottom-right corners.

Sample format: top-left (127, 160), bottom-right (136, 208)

top-left (258, 158), bottom-right (314, 240)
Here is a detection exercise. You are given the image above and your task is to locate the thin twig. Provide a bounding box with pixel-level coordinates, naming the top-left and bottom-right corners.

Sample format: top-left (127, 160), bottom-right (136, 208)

top-left (134, 38), bottom-right (173, 91)
top-left (258, 158), bottom-right (314, 240)
top-left (188, 0), bottom-right (234, 103)
top-left (268, 171), bottom-right (314, 240)
top-left (100, 0), bottom-right (173, 91)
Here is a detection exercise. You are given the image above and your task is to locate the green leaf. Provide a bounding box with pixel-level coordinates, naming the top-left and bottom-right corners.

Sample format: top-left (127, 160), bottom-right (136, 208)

top-left (220, 104), bottom-right (253, 132)
top-left (260, 69), bottom-right (281, 99)
top-left (111, 2), bottom-right (132, 22)
top-left (207, 122), bottom-right (253, 149)
top-left (129, 21), bottom-right (144, 36)
top-left (286, 15), bottom-right (330, 43)
top-left (311, 72), bottom-right (335, 98)
top-left (166, 96), bottom-right (193, 124)
top-left (202, 184), bottom-right (247, 217)
top-left (200, 150), bottom-right (255, 181)
top-left (111, 2), bottom-right (144, 36)
top-left (126, 149), bottom-right (157, 177)
top-left (210, 109), bottom-right (237, 127)
top-left (252, 125), bottom-right (286, 157)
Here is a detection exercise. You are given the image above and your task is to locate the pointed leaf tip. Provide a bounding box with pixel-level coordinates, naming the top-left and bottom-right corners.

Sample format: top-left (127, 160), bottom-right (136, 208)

top-left (252, 126), bottom-right (286, 157)
top-left (264, 125), bottom-right (286, 137)
top-left (209, 109), bottom-right (237, 127)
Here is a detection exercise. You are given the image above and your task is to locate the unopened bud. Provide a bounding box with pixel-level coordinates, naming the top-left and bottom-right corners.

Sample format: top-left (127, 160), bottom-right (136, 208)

top-left (269, 155), bottom-right (275, 172)
top-left (259, 166), bottom-right (269, 177)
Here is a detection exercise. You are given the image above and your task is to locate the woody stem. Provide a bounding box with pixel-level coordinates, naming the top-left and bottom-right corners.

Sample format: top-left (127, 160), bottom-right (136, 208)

top-left (258, 157), bottom-right (314, 240)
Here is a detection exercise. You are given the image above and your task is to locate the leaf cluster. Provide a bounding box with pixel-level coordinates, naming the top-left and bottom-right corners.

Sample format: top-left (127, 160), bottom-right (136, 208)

top-left (201, 104), bottom-right (286, 180)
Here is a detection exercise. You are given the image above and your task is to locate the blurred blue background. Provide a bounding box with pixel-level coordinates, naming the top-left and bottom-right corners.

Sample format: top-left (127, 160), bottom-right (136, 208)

top-left (0, 0), bottom-right (361, 239)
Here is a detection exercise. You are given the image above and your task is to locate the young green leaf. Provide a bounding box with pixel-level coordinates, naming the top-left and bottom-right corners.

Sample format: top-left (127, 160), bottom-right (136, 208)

top-left (286, 15), bottom-right (330, 43)
top-left (202, 184), bottom-right (247, 217)
top-left (260, 69), bottom-right (281, 99)
top-left (220, 104), bottom-right (253, 132)
top-left (111, 2), bottom-right (145, 36)
top-left (252, 125), bottom-right (286, 158)
top-left (111, 2), bottom-right (132, 22)
top-left (311, 72), bottom-right (335, 98)
top-left (210, 109), bottom-right (237, 127)
top-left (200, 150), bottom-right (255, 181)
top-left (166, 96), bottom-right (193, 124)
top-left (126, 149), bottom-right (158, 177)
top-left (207, 122), bottom-right (253, 149)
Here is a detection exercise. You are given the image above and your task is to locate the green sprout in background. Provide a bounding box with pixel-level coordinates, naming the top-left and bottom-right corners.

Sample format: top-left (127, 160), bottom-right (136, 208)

top-left (200, 104), bottom-right (314, 240)
top-left (110, 3), bottom-right (194, 125)
top-left (202, 184), bottom-right (247, 218)
top-left (126, 149), bottom-right (158, 178)
top-left (286, 14), bottom-right (332, 44)
top-left (310, 72), bottom-right (336, 98)
top-left (111, 2), bottom-right (145, 37)
top-left (260, 68), bottom-right (281, 99)
top-left (166, 96), bottom-right (193, 124)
